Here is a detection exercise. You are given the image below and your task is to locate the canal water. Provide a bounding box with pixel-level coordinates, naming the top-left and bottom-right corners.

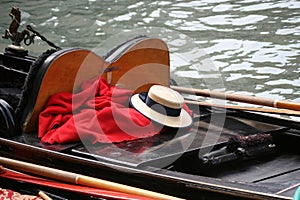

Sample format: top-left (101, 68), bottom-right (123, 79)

top-left (0, 0), bottom-right (299, 116)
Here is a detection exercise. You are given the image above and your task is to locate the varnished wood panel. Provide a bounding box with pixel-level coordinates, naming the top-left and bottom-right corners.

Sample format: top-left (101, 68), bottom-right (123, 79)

top-left (23, 49), bottom-right (106, 133)
top-left (108, 38), bottom-right (170, 93)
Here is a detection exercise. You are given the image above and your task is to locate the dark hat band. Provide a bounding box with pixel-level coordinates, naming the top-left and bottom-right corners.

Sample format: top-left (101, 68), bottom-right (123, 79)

top-left (139, 93), bottom-right (181, 117)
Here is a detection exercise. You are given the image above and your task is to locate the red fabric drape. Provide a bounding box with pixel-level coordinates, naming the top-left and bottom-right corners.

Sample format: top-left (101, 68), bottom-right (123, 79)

top-left (38, 77), bottom-right (161, 144)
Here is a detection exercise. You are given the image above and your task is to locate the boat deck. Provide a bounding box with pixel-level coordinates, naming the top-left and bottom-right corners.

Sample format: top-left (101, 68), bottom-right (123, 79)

top-left (1, 105), bottom-right (299, 199)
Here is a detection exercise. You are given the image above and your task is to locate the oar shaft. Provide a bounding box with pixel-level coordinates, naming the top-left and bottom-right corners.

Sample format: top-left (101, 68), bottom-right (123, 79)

top-left (0, 156), bottom-right (183, 200)
top-left (0, 156), bottom-right (77, 183)
top-left (76, 175), bottom-right (180, 200)
top-left (185, 100), bottom-right (300, 116)
top-left (38, 191), bottom-right (53, 200)
top-left (275, 100), bottom-right (300, 111)
top-left (171, 86), bottom-right (300, 111)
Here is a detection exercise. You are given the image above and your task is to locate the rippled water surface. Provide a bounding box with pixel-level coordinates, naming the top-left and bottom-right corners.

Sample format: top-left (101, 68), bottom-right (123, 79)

top-left (0, 0), bottom-right (299, 105)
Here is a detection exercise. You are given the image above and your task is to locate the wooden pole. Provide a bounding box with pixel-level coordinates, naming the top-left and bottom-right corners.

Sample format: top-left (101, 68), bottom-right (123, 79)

top-left (185, 100), bottom-right (300, 116)
top-left (38, 191), bottom-right (53, 200)
top-left (171, 86), bottom-right (300, 111)
top-left (0, 156), bottom-right (184, 200)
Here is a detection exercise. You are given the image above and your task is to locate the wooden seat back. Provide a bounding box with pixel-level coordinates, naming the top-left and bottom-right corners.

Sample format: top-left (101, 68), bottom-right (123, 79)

top-left (22, 36), bottom-right (170, 133)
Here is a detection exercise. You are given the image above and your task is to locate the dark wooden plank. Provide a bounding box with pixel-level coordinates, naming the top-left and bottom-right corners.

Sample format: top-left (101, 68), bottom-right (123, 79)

top-left (258, 170), bottom-right (300, 198)
top-left (208, 154), bottom-right (300, 183)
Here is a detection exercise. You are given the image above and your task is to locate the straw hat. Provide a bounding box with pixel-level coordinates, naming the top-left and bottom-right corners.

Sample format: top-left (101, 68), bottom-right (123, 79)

top-left (130, 85), bottom-right (193, 128)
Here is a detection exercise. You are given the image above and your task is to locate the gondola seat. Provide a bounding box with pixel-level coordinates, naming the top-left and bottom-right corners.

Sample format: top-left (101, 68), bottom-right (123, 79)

top-left (0, 36), bottom-right (170, 137)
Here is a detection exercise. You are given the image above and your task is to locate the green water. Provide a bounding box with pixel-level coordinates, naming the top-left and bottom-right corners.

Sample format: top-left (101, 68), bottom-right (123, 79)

top-left (0, 0), bottom-right (299, 106)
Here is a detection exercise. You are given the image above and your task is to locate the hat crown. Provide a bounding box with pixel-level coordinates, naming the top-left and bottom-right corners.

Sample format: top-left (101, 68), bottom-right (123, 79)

top-left (148, 85), bottom-right (184, 109)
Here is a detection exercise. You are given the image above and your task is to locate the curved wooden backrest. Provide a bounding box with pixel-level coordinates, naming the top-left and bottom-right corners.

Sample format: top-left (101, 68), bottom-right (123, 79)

top-left (106, 37), bottom-right (170, 93)
top-left (22, 48), bottom-right (107, 133)
top-left (22, 37), bottom-right (170, 133)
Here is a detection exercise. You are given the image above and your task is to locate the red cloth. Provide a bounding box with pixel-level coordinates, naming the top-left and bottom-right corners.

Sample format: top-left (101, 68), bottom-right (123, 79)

top-left (38, 77), bottom-right (161, 144)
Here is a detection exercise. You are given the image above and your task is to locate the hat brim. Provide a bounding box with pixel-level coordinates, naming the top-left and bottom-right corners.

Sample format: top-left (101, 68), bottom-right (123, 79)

top-left (130, 94), bottom-right (193, 128)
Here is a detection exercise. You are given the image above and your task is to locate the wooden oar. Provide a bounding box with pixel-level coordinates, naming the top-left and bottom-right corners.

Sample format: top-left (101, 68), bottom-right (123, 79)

top-left (171, 86), bottom-right (300, 111)
top-left (0, 156), bottom-right (184, 200)
top-left (185, 100), bottom-right (300, 116)
top-left (38, 191), bottom-right (53, 200)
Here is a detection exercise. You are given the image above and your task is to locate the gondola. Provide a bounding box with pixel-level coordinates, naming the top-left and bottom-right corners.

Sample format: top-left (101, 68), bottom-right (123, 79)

top-left (0, 6), bottom-right (300, 200)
